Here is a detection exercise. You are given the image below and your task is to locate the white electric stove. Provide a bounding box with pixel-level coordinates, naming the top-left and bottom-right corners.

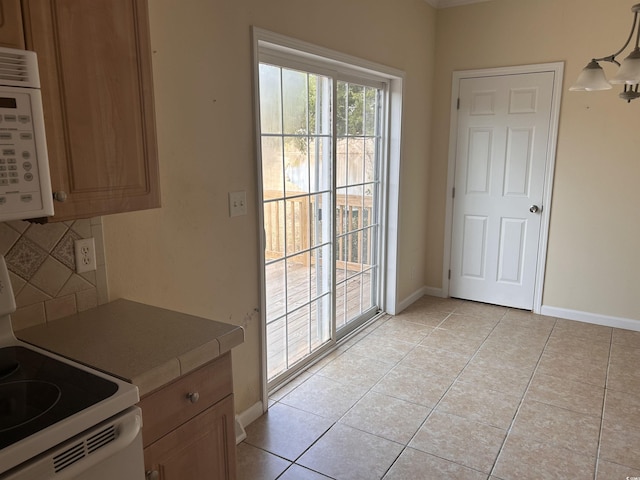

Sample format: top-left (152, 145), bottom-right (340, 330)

top-left (0, 256), bottom-right (144, 479)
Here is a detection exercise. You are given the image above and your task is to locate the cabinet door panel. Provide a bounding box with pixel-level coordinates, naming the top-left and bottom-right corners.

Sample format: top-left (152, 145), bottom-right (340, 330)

top-left (139, 353), bottom-right (233, 448)
top-left (22, 0), bottom-right (160, 221)
top-left (0, 0), bottom-right (25, 49)
top-left (144, 395), bottom-right (237, 480)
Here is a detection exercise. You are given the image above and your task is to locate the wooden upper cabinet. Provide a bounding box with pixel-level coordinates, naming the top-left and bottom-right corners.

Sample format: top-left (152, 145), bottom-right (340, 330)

top-left (0, 0), bottom-right (25, 49)
top-left (21, 0), bottom-right (160, 221)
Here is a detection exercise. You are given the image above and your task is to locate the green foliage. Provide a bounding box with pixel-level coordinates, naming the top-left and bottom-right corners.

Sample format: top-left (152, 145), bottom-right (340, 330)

top-left (260, 64), bottom-right (379, 139)
top-left (337, 82), bottom-right (378, 137)
top-left (302, 75), bottom-right (379, 137)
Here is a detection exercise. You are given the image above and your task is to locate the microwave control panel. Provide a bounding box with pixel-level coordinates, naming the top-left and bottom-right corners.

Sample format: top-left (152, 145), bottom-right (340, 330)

top-left (0, 91), bottom-right (49, 218)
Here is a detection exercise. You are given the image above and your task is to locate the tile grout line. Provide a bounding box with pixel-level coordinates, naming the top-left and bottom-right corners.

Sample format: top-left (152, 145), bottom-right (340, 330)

top-left (308, 308), bottom-right (456, 477)
top-left (490, 322), bottom-right (615, 478)
top-left (344, 304), bottom-right (539, 478)
top-left (380, 306), bottom-right (510, 478)
top-left (357, 308), bottom-right (459, 479)
top-left (267, 311), bottom-right (419, 478)
top-left (268, 309), bottom-right (391, 395)
top-left (485, 315), bottom-right (558, 479)
top-left (280, 307), bottom-right (550, 478)
top-left (268, 312), bottom-right (394, 403)
top-left (265, 302), bottom-right (557, 479)
top-left (249, 303), bottom-right (636, 480)
top-left (279, 304), bottom-right (459, 479)
top-left (592, 328), bottom-right (614, 480)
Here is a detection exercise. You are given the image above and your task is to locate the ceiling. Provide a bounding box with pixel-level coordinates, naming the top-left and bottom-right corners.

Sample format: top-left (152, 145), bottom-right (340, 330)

top-left (425, 0), bottom-right (493, 8)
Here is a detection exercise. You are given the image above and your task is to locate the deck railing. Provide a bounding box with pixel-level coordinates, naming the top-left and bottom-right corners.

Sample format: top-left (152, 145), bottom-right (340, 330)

top-left (263, 190), bottom-right (374, 269)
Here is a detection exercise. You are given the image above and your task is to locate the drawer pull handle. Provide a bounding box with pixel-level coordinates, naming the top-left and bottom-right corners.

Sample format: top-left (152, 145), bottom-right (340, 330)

top-left (53, 191), bottom-right (68, 202)
top-left (186, 392), bottom-right (200, 403)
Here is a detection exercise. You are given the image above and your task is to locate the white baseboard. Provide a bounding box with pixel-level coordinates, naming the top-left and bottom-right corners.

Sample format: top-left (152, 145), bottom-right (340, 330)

top-left (541, 305), bottom-right (640, 332)
top-left (396, 293), bottom-right (640, 332)
top-left (234, 417), bottom-right (246, 444)
top-left (395, 286), bottom-right (427, 313)
top-left (235, 401), bottom-right (264, 444)
top-left (395, 286), bottom-right (445, 314)
top-left (424, 286), bottom-right (444, 298)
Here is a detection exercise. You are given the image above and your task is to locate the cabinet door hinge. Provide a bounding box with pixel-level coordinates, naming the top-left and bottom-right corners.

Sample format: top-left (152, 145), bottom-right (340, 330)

top-left (457, 98), bottom-right (460, 110)
top-left (452, 187), bottom-right (456, 199)
top-left (448, 269), bottom-right (451, 279)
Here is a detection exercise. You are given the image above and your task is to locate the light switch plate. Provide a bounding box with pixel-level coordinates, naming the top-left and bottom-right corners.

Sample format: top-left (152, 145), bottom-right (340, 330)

top-left (229, 191), bottom-right (247, 217)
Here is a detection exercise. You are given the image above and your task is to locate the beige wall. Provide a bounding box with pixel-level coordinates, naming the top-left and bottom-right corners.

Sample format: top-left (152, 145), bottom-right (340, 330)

top-left (103, 0), bottom-right (436, 413)
top-left (428, 0), bottom-right (640, 321)
top-left (104, 0), bottom-right (640, 415)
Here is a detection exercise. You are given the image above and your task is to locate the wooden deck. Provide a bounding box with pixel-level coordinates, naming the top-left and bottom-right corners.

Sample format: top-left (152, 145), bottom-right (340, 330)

top-left (266, 261), bottom-right (373, 380)
top-left (262, 189), bottom-right (378, 381)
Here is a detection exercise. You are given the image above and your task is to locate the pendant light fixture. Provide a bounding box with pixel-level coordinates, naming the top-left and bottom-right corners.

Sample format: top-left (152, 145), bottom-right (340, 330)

top-left (570, 3), bottom-right (640, 102)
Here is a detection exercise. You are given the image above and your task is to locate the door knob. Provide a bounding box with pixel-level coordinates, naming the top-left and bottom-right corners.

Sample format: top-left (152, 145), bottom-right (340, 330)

top-left (529, 205), bottom-right (540, 213)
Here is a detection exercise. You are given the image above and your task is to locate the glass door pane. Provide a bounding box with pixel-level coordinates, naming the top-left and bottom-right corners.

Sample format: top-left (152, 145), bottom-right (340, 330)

top-left (260, 64), bottom-right (333, 382)
top-left (335, 81), bottom-right (381, 334)
top-left (259, 63), bottom-right (384, 385)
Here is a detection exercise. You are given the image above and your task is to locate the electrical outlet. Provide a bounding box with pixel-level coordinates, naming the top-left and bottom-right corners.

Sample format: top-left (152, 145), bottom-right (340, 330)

top-left (74, 238), bottom-right (97, 273)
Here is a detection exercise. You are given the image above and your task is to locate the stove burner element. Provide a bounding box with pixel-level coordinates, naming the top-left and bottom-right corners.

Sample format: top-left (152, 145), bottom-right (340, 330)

top-left (0, 346), bottom-right (119, 451)
top-left (0, 359), bottom-right (19, 380)
top-left (0, 380), bottom-right (61, 432)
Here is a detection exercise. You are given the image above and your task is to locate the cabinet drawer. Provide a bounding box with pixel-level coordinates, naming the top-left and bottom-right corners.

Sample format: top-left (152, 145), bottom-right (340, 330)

top-left (139, 352), bottom-right (233, 447)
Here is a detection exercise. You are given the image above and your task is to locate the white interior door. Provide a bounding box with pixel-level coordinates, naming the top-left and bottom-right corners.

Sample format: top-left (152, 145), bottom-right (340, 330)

top-left (449, 71), bottom-right (555, 310)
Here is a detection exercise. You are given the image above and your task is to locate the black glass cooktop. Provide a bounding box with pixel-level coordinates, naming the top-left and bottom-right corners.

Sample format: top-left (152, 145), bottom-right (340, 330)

top-left (0, 346), bottom-right (118, 450)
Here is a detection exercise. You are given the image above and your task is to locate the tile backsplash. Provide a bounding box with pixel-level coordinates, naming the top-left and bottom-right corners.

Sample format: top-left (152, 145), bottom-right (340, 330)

top-left (0, 218), bottom-right (108, 331)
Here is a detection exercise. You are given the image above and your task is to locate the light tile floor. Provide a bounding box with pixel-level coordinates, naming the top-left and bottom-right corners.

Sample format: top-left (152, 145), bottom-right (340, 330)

top-left (237, 296), bottom-right (640, 480)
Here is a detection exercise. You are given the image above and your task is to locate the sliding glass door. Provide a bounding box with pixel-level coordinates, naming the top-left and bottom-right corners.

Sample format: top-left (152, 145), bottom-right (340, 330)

top-left (258, 60), bottom-right (386, 386)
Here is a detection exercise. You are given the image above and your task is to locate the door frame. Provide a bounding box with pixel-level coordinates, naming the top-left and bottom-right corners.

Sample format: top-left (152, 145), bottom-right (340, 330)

top-left (442, 63), bottom-right (564, 313)
top-left (252, 27), bottom-right (405, 412)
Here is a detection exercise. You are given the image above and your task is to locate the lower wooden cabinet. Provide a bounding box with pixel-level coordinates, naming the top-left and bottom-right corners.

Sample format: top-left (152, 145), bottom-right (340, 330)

top-left (143, 395), bottom-right (236, 479)
top-left (139, 353), bottom-right (237, 480)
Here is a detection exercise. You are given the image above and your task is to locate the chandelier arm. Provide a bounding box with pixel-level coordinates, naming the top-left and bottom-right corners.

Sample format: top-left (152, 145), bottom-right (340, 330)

top-left (593, 11), bottom-right (639, 64)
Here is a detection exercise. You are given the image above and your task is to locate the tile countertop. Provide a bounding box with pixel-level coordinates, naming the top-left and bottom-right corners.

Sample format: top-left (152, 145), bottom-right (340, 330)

top-left (16, 299), bottom-right (244, 397)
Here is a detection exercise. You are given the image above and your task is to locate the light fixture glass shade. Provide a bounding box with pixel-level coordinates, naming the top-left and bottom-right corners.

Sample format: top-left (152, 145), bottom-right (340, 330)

top-left (610, 48), bottom-right (640, 84)
top-left (569, 61), bottom-right (612, 91)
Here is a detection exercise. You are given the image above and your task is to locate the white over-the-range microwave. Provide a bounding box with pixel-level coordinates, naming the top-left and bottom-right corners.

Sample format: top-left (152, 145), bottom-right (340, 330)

top-left (0, 45), bottom-right (53, 222)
